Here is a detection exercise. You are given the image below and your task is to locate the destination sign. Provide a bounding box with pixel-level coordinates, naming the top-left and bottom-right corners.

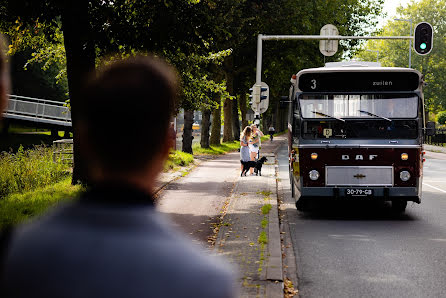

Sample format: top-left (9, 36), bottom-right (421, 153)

top-left (298, 71), bottom-right (420, 92)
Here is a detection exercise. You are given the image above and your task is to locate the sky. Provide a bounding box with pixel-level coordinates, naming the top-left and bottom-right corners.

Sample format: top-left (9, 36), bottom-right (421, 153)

top-left (379, 0), bottom-right (414, 27)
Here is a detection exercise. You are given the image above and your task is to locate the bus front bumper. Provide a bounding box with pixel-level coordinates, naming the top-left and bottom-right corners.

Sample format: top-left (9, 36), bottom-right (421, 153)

top-left (299, 187), bottom-right (420, 203)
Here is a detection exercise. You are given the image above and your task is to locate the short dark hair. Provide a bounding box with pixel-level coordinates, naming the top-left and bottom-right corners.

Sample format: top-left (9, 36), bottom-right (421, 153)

top-left (79, 55), bottom-right (178, 173)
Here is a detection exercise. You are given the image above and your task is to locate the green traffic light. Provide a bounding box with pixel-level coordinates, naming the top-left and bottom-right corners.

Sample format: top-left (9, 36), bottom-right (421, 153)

top-left (420, 43), bottom-right (427, 50)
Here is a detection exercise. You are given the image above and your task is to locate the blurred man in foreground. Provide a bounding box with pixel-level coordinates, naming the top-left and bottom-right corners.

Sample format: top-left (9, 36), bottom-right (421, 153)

top-left (1, 56), bottom-right (236, 297)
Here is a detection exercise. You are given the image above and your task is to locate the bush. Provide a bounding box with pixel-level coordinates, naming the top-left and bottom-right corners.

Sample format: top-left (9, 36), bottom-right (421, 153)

top-left (0, 145), bottom-right (70, 199)
top-left (437, 111), bottom-right (446, 125)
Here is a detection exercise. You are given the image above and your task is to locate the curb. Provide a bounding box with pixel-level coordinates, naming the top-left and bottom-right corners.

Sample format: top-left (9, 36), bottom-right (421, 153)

top-left (264, 141), bottom-right (287, 297)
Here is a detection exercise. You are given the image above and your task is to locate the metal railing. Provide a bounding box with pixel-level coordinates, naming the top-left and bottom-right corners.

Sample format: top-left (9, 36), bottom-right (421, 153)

top-left (53, 139), bottom-right (73, 166)
top-left (4, 94), bottom-right (72, 127)
top-left (425, 129), bottom-right (446, 146)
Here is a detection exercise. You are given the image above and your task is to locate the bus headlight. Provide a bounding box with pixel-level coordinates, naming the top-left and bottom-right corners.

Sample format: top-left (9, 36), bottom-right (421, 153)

top-left (400, 170), bottom-right (411, 181)
top-left (401, 153), bottom-right (409, 160)
top-left (309, 170), bottom-right (320, 181)
top-left (311, 153), bottom-right (318, 160)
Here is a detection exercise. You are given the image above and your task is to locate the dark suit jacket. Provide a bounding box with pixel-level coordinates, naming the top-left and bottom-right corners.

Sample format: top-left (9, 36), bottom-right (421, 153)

top-left (1, 185), bottom-right (236, 298)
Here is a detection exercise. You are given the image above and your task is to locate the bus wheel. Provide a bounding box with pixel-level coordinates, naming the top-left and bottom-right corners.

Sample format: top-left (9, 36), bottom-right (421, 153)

top-left (391, 200), bottom-right (407, 213)
top-left (295, 198), bottom-right (307, 211)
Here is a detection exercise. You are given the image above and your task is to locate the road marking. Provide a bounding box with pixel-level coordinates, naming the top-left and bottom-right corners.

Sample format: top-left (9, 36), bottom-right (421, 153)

top-left (423, 182), bottom-right (446, 194)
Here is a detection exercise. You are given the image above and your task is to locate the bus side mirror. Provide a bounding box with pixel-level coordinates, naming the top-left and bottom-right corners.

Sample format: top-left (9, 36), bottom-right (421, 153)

top-left (425, 121), bottom-right (435, 136)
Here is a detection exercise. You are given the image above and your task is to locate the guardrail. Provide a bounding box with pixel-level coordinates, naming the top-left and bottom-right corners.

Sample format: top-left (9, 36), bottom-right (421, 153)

top-left (53, 139), bottom-right (73, 166)
top-left (425, 129), bottom-right (446, 146)
top-left (4, 94), bottom-right (71, 127)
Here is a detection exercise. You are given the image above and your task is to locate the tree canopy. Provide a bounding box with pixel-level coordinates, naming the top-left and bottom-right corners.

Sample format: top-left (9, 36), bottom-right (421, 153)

top-left (0, 0), bottom-right (385, 164)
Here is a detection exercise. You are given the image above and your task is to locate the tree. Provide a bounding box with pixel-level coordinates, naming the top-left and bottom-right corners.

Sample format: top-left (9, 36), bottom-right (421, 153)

top-left (1, 0), bottom-right (385, 164)
top-left (437, 111), bottom-right (446, 125)
top-left (1, 0), bottom-right (232, 157)
top-left (0, 0), bottom-right (96, 184)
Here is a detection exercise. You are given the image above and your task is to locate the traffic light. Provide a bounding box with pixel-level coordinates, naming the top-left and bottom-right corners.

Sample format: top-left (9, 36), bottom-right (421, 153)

top-left (414, 22), bottom-right (433, 55)
top-left (248, 88), bottom-right (253, 106)
top-left (249, 85), bottom-right (261, 104)
top-left (260, 86), bottom-right (268, 101)
top-left (250, 82), bottom-right (269, 114)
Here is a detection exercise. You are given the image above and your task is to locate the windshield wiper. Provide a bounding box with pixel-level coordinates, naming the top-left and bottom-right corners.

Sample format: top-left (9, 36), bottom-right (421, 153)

top-left (358, 110), bottom-right (392, 122)
top-left (312, 110), bottom-right (345, 122)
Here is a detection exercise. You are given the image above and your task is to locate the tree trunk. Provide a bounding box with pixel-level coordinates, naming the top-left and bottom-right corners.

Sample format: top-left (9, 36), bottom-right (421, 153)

top-left (61, 0), bottom-right (96, 185)
top-left (222, 57), bottom-right (234, 142)
top-left (239, 93), bottom-right (248, 129)
top-left (222, 97), bottom-right (232, 142)
top-left (232, 97), bottom-right (240, 141)
top-left (182, 110), bottom-right (194, 154)
top-left (200, 108), bottom-right (211, 148)
top-left (210, 98), bottom-right (221, 146)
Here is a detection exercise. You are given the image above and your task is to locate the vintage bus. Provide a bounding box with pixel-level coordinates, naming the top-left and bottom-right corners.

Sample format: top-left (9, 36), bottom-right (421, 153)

top-left (287, 62), bottom-right (435, 212)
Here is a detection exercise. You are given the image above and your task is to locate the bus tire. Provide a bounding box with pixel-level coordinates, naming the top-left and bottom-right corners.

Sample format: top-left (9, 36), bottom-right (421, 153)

top-left (295, 198), bottom-right (307, 211)
top-left (391, 200), bottom-right (407, 213)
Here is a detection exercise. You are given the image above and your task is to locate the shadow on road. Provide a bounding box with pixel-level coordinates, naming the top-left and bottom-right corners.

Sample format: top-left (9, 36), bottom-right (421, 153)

top-left (294, 200), bottom-right (418, 221)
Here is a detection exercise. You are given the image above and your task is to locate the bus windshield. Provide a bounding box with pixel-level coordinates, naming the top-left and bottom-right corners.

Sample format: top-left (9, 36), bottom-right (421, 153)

top-left (299, 93), bottom-right (418, 119)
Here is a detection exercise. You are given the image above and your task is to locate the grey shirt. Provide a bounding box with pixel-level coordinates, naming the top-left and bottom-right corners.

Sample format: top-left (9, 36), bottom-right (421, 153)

top-left (1, 185), bottom-right (236, 298)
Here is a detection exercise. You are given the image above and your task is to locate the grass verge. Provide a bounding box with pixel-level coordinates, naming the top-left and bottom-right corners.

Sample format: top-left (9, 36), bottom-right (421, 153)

top-left (192, 141), bottom-right (239, 155)
top-left (0, 177), bottom-right (84, 229)
top-left (0, 139), bottom-right (239, 229)
top-left (0, 145), bottom-right (71, 199)
top-left (164, 150), bottom-right (194, 171)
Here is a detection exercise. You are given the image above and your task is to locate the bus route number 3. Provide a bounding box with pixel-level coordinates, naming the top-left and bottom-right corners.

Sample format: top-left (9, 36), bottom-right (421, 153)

top-left (311, 79), bottom-right (317, 90)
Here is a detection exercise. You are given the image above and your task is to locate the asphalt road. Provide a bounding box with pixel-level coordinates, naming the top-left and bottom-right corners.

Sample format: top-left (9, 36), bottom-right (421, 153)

top-left (278, 144), bottom-right (446, 298)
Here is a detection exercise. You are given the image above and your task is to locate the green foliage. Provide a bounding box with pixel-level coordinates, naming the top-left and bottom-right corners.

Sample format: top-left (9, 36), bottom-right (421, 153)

top-left (257, 190), bottom-right (272, 197)
top-left (258, 230), bottom-right (268, 245)
top-left (0, 145), bottom-right (70, 199)
top-left (437, 111), bottom-right (446, 124)
top-left (356, 0), bottom-right (446, 113)
top-left (0, 177), bottom-right (84, 229)
top-left (261, 203), bottom-right (272, 215)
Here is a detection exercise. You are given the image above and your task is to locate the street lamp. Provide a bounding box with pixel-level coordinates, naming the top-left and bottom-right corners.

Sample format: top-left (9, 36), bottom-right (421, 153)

top-left (394, 18), bottom-right (413, 68)
top-left (366, 49), bottom-right (379, 62)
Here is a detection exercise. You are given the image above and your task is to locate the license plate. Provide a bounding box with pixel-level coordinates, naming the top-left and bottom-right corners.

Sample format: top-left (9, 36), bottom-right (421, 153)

top-left (345, 188), bottom-right (373, 197)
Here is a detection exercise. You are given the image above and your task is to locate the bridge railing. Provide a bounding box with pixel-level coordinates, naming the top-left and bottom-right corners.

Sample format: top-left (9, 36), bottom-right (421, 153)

top-left (6, 94), bottom-right (71, 122)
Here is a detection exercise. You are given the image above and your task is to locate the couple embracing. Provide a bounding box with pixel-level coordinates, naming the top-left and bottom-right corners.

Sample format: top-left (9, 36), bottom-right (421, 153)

top-left (240, 124), bottom-right (264, 176)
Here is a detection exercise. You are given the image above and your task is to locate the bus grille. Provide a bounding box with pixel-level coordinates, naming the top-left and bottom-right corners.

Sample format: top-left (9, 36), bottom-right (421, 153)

top-left (325, 166), bottom-right (393, 186)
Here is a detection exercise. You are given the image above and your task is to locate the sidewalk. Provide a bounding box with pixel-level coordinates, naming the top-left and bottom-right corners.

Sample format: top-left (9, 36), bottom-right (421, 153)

top-left (155, 136), bottom-right (287, 297)
top-left (214, 137), bottom-right (286, 297)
